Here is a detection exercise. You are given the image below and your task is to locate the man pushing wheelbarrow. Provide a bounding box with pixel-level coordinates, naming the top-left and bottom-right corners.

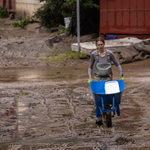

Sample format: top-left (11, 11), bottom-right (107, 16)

top-left (88, 37), bottom-right (125, 127)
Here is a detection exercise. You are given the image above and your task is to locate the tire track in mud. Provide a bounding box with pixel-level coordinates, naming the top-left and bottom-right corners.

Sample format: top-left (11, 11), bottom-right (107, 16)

top-left (127, 81), bottom-right (150, 134)
top-left (125, 80), bottom-right (150, 118)
top-left (64, 91), bottom-right (77, 137)
top-left (113, 76), bottom-right (150, 148)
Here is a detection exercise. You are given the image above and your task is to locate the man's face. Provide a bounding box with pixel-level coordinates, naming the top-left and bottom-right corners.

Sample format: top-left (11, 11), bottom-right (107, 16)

top-left (97, 41), bottom-right (104, 50)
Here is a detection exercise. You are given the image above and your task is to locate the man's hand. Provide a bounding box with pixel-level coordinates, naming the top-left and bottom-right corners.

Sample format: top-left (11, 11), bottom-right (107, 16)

top-left (88, 77), bottom-right (92, 84)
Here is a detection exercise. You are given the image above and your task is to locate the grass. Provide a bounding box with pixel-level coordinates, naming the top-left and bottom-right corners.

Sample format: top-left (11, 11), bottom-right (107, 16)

top-left (65, 51), bottom-right (87, 59)
top-left (36, 54), bottom-right (40, 58)
top-left (47, 53), bottom-right (57, 58)
top-left (44, 51), bottom-right (88, 63)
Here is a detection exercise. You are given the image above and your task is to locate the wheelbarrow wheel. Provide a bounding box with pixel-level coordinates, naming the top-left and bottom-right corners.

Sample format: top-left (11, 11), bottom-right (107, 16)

top-left (106, 112), bottom-right (112, 127)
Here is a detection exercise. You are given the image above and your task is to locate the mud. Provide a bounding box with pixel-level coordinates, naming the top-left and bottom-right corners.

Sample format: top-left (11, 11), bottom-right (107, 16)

top-left (0, 59), bottom-right (149, 150)
top-left (0, 18), bottom-right (150, 150)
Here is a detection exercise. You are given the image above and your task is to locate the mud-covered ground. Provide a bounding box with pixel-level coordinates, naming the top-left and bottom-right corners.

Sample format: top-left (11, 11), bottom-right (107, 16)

top-left (0, 60), bottom-right (149, 150)
top-left (0, 18), bottom-right (150, 150)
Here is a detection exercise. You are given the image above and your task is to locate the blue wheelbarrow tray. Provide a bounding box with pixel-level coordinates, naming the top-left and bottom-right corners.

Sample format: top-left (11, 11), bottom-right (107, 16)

top-left (90, 80), bottom-right (125, 117)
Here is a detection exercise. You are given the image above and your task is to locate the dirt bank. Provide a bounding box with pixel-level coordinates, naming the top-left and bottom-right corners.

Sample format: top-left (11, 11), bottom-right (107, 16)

top-left (0, 18), bottom-right (97, 68)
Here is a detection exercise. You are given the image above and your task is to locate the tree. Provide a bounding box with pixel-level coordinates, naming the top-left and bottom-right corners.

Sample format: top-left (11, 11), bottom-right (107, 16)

top-left (34, 0), bottom-right (99, 35)
top-left (33, 0), bottom-right (64, 28)
top-left (63, 0), bottom-right (99, 20)
top-left (63, 0), bottom-right (99, 36)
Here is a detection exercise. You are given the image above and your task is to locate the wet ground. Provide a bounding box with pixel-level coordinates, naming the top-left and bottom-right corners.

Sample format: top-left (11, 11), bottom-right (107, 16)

top-left (0, 59), bottom-right (150, 150)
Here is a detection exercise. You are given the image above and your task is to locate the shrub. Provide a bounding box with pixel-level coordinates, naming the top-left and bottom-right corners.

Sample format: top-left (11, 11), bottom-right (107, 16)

top-left (58, 25), bottom-right (68, 34)
top-left (0, 6), bottom-right (8, 18)
top-left (33, 1), bottom-right (64, 28)
top-left (33, 0), bottom-right (99, 31)
top-left (11, 18), bottom-right (33, 28)
top-left (63, 0), bottom-right (99, 20)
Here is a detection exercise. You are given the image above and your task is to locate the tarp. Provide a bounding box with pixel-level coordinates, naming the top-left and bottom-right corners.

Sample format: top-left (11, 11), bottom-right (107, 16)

top-left (119, 39), bottom-right (150, 64)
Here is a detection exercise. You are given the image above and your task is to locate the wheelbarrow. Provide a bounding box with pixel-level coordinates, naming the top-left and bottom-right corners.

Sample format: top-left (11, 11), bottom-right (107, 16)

top-left (90, 80), bottom-right (125, 127)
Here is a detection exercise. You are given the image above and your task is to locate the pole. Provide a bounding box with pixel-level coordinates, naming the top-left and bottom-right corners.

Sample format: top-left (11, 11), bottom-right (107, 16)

top-left (77, 0), bottom-right (80, 52)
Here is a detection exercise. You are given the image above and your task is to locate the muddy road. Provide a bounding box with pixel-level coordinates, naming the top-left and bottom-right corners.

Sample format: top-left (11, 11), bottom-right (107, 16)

top-left (0, 59), bottom-right (150, 150)
top-left (0, 18), bottom-right (150, 150)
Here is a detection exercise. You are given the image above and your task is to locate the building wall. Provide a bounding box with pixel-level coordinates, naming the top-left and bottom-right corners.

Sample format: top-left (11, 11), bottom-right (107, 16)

top-left (0, 0), bottom-right (3, 6)
top-left (0, 0), bottom-right (15, 13)
top-left (16, 0), bottom-right (44, 19)
top-left (100, 0), bottom-right (150, 37)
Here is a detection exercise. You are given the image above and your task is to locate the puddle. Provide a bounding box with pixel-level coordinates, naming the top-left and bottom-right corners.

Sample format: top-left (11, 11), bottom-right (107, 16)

top-left (0, 66), bottom-right (88, 82)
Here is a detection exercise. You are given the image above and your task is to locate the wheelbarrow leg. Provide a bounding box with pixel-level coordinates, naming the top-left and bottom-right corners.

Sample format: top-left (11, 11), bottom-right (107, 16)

top-left (95, 106), bottom-right (102, 125)
top-left (105, 105), bottom-right (112, 127)
top-left (96, 114), bottom-right (102, 125)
